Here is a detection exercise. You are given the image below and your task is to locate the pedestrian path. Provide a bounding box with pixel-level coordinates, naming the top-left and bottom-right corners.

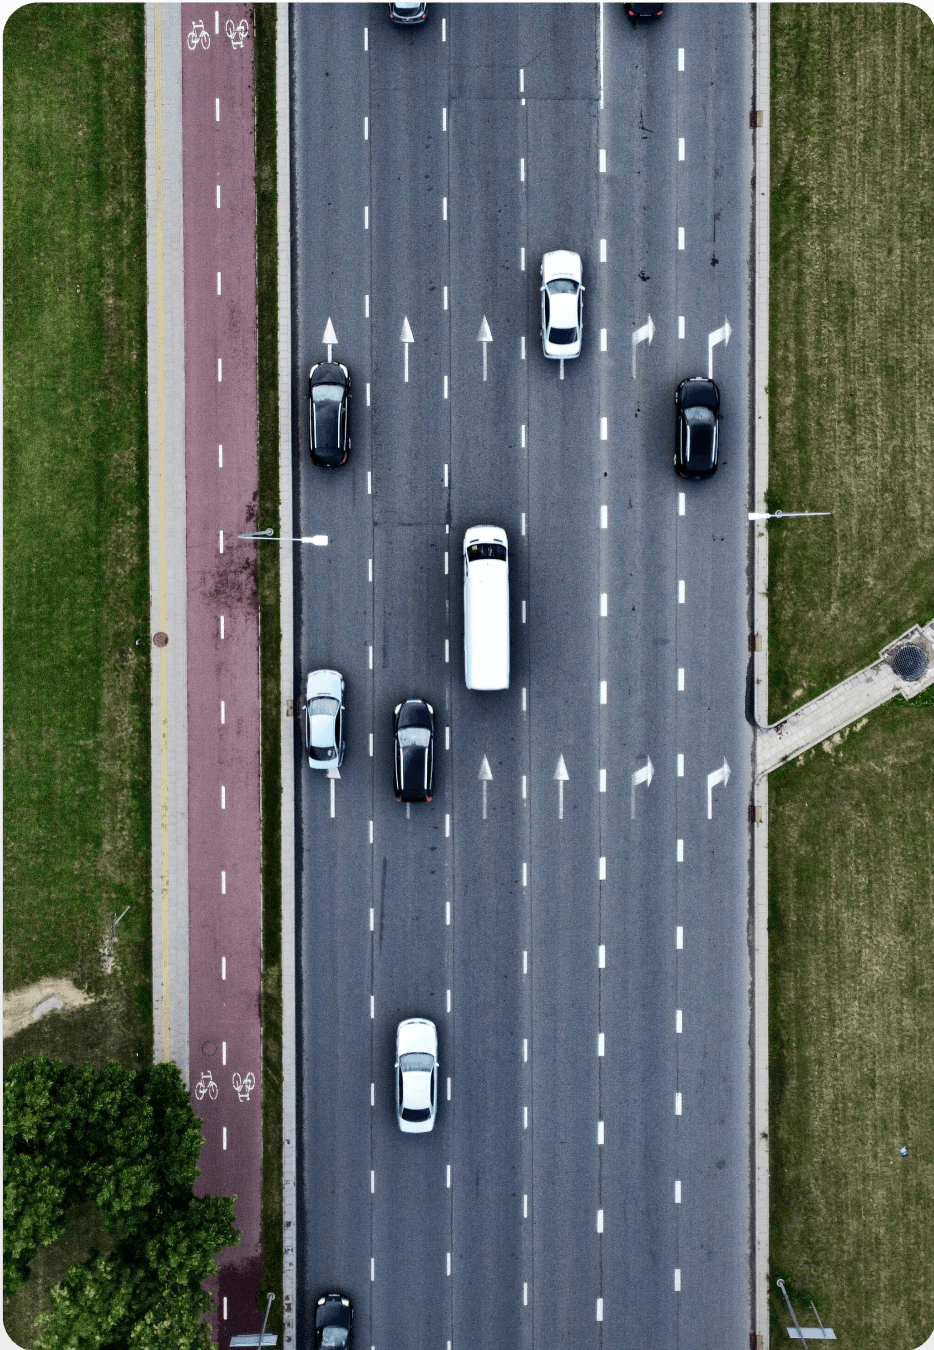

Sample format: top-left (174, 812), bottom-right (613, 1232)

top-left (755, 619), bottom-right (934, 777)
top-left (146, 6), bottom-right (264, 1345)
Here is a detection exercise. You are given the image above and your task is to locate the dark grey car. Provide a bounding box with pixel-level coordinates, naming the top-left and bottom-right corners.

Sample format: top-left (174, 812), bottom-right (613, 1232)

top-left (675, 377), bottom-right (720, 478)
top-left (309, 362), bottom-right (350, 467)
top-left (393, 699), bottom-right (434, 802)
top-left (315, 1295), bottom-right (352, 1350)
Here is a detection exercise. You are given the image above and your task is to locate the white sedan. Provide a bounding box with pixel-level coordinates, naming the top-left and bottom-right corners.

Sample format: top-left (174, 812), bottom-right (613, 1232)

top-left (540, 249), bottom-right (584, 359)
top-left (395, 1018), bottom-right (438, 1134)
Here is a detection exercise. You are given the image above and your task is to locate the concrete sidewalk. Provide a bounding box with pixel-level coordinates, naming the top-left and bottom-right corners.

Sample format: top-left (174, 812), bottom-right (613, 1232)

top-left (755, 619), bottom-right (934, 777)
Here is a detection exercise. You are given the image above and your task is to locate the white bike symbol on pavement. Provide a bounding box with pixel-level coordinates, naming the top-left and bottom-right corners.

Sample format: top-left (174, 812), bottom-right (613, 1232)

top-left (232, 1071), bottom-right (256, 1102)
top-left (226, 18), bottom-right (250, 49)
top-left (194, 1070), bottom-right (218, 1101)
top-left (187, 19), bottom-right (210, 50)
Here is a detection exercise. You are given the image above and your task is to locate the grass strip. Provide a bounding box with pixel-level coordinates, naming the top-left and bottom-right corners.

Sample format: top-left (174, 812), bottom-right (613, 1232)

top-left (767, 698), bottom-right (934, 1346)
top-left (768, 4), bottom-right (934, 721)
top-left (254, 4), bottom-right (284, 1340)
top-left (3, 4), bottom-right (150, 1342)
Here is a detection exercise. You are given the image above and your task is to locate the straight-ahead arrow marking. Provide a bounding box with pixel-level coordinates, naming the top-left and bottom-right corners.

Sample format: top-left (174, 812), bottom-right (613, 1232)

top-left (479, 754), bottom-right (493, 820)
top-left (322, 316), bottom-right (338, 362)
top-left (478, 316), bottom-right (493, 382)
top-left (401, 315), bottom-right (414, 383)
top-left (630, 756), bottom-right (654, 818)
top-left (706, 758), bottom-right (730, 818)
top-left (554, 754), bottom-right (569, 819)
top-left (327, 765), bottom-right (340, 818)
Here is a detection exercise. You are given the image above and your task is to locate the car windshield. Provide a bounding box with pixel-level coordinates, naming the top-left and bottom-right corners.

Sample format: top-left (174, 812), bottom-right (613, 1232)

top-left (400, 1052), bottom-right (434, 1072)
top-left (312, 384), bottom-right (344, 404)
top-left (401, 1106), bottom-right (432, 1122)
top-left (467, 542), bottom-right (507, 563)
top-left (309, 696), bottom-right (339, 715)
top-left (398, 727), bottom-right (430, 749)
top-left (548, 278), bottom-right (577, 294)
top-left (549, 327), bottom-right (577, 344)
top-left (321, 1329), bottom-right (348, 1349)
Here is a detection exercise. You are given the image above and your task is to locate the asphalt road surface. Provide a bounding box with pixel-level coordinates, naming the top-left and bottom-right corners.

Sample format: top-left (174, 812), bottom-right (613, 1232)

top-left (292, 7), bottom-right (755, 1349)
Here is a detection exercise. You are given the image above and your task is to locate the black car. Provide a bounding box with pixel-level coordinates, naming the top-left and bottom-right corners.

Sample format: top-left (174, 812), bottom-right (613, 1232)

top-left (674, 377), bottom-right (720, 478)
top-left (626, 2), bottom-right (664, 18)
top-left (393, 699), bottom-right (434, 802)
top-left (309, 362), bottom-right (351, 467)
top-left (389, 1), bottom-right (427, 23)
top-left (316, 1294), bottom-right (352, 1350)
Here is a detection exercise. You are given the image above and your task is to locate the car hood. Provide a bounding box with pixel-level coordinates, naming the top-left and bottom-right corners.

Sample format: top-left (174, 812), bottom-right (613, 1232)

top-left (401, 1070), bottom-right (432, 1109)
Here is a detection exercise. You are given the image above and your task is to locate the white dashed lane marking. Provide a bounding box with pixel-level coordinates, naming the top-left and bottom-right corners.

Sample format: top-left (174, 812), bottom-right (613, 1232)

top-left (676, 925), bottom-right (684, 949)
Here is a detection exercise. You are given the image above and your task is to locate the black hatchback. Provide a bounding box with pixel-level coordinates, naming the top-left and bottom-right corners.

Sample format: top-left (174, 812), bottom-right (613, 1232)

top-left (674, 377), bottom-right (720, 478)
top-left (393, 699), bottom-right (434, 802)
top-left (315, 1294), bottom-right (352, 1350)
top-left (309, 362), bottom-right (351, 467)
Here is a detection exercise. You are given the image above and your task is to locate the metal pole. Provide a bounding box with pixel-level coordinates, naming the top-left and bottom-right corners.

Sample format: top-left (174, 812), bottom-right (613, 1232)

top-left (810, 1301), bottom-right (827, 1340)
top-left (777, 1279), bottom-right (807, 1342)
top-left (257, 1292), bottom-right (275, 1347)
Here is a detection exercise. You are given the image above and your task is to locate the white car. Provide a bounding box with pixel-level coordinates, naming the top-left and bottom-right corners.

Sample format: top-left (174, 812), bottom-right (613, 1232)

top-left (540, 250), bottom-right (584, 359)
top-left (304, 669), bottom-right (345, 769)
top-left (395, 1018), bottom-right (438, 1134)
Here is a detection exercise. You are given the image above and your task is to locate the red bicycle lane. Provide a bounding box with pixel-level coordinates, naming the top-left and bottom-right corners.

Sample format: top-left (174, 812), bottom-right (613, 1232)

top-left (182, 5), bottom-right (263, 1340)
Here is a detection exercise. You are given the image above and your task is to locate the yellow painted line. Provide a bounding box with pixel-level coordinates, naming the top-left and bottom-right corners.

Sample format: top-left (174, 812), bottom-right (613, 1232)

top-left (153, 9), bottom-right (172, 1064)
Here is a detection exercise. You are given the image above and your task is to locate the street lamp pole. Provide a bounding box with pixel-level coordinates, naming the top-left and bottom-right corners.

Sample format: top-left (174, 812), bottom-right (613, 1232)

top-left (777, 1279), bottom-right (807, 1342)
top-left (748, 510), bottom-right (831, 521)
top-left (239, 528), bottom-right (329, 545)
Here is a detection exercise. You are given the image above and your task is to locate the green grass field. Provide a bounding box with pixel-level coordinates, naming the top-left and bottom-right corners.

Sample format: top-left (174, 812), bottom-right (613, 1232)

top-left (768, 7), bottom-right (934, 1346)
top-left (3, 5), bottom-right (150, 1339)
top-left (768, 3), bottom-right (934, 721)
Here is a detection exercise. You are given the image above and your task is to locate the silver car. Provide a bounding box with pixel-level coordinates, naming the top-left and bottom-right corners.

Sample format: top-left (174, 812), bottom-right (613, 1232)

top-left (395, 1018), bottom-right (438, 1134)
top-left (304, 670), bottom-right (345, 769)
top-left (540, 249), bottom-right (584, 359)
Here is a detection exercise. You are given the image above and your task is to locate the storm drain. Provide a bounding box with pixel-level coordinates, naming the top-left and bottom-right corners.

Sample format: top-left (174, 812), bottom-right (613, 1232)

top-left (891, 643), bottom-right (928, 681)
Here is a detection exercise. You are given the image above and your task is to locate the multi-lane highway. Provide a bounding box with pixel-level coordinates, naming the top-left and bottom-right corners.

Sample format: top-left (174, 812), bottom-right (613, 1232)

top-left (292, 6), bottom-right (754, 1348)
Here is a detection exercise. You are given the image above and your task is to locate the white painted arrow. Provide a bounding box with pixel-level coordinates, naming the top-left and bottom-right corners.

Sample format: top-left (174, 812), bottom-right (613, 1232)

top-left (631, 314), bottom-right (655, 378)
top-left (554, 754), bottom-right (569, 819)
top-left (322, 316), bottom-right (338, 362)
top-left (326, 764), bottom-right (340, 818)
top-left (479, 754), bottom-right (493, 820)
top-left (707, 319), bottom-right (731, 379)
top-left (706, 758), bottom-right (731, 819)
top-left (477, 315), bottom-right (493, 382)
top-left (630, 756), bottom-right (654, 818)
top-left (400, 315), bottom-right (414, 383)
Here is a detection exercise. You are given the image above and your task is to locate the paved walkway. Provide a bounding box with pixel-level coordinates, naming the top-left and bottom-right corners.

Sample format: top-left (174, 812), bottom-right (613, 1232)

top-left (146, 6), bottom-right (264, 1343)
top-left (755, 620), bottom-right (934, 777)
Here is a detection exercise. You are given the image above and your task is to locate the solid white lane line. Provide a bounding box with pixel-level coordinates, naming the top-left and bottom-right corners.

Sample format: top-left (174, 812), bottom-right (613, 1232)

top-left (597, 1032), bottom-right (605, 1056)
top-left (600, 504), bottom-right (608, 528)
top-left (678, 667), bottom-right (685, 691)
top-left (223, 1127), bottom-right (227, 1149)
top-left (678, 46), bottom-right (685, 70)
top-left (678, 226), bottom-right (685, 250)
top-left (600, 238), bottom-right (607, 262)
top-left (598, 944), bottom-right (606, 968)
top-left (364, 115), bottom-right (369, 140)
top-left (677, 753), bottom-right (684, 777)
top-left (215, 97), bottom-right (220, 121)
top-left (520, 247), bottom-right (526, 271)
top-left (218, 443), bottom-right (223, 466)
top-left (523, 949), bottom-right (528, 974)
top-left (676, 925), bottom-right (684, 949)
top-left (522, 774), bottom-right (527, 799)
top-left (370, 995), bottom-right (374, 1019)
top-left (675, 1092), bottom-right (682, 1115)
top-left (218, 358), bottom-right (222, 382)
top-left (371, 1170), bottom-right (375, 1193)
top-left (221, 870), bottom-right (226, 893)
top-left (600, 592), bottom-right (608, 616)
top-left (599, 768), bottom-right (607, 792)
top-left (221, 785), bottom-right (226, 809)
top-left (600, 416), bottom-right (608, 440)
top-left (220, 700), bottom-right (225, 724)
top-left (677, 839), bottom-right (684, 861)
top-left (678, 579), bottom-right (685, 603)
top-left (600, 327), bottom-right (607, 351)
top-left (598, 1120), bottom-right (605, 1145)
top-left (442, 106), bottom-right (447, 131)
top-left (596, 1209), bottom-right (604, 1233)
top-left (678, 491), bottom-right (686, 515)
top-left (674, 1269), bottom-right (681, 1292)
top-left (599, 856), bottom-right (606, 880)
top-left (221, 956), bottom-right (226, 979)
top-left (523, 1038), bottom-right (528, 1062)
top-left (216, 184), bottom-right (221, 208)
top-left (596, 1299), bottom-right (604, 1322)
top-left (220, 615), bottom-right (225, 638)
top-left (675, 1179), bottom-right (682, 1203)
top-left (678, 315), bottom-right (685, 339)
top-left (600, 681), bottom-right (607, 705)
top-left (217, 271), bottom-right (222, 295)
top-left (676, 1009), bottom-right (683, 1033)
top-left (678, 137), bottom-right (685, 160)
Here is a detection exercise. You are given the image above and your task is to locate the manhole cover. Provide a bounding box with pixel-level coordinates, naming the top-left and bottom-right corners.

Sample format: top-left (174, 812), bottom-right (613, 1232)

top-left (152, 631), bottom-right (169, 648)
top-left (202, 1041), bottom-right (217, 1056)
top-left (892, 644), bottom-right (928, 681)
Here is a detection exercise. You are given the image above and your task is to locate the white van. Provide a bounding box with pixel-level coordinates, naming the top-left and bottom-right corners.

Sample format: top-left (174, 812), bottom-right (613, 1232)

top-left (463, 526), bottom-right (510, 690)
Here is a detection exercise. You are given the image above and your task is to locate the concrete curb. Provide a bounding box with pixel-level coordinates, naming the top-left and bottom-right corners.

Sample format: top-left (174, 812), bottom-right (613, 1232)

top-left (145, 2), bottom-right (190, 1084)
top-left (751, 3), bottom-right (771, 1344)
top-left (277, 3), bottom-right (297, 1345)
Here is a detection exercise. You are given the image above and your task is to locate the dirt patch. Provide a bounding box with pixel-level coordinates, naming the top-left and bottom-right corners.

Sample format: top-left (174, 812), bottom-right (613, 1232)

top-left (3, 978), bottom-right (94, 1039)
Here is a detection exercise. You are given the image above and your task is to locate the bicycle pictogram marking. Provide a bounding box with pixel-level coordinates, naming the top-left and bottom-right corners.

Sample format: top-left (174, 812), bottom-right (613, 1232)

top-left (232, 1071), bottom-right (256, 1102)
top-left (226, 18), bottom-right (250, 49)
top-left (187, 19), bottom-right (210, 50)
top-left (195, 1070), bottom-right (218, 1101)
